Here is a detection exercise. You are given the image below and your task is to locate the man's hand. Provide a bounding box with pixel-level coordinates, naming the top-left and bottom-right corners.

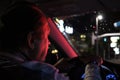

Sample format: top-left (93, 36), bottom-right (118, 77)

top-left (79, 55), bottom-right (103, 66)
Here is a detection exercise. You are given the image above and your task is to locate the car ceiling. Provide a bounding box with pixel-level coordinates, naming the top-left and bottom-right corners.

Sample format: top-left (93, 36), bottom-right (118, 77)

top-left (0, 0), bottom-right (120, 17)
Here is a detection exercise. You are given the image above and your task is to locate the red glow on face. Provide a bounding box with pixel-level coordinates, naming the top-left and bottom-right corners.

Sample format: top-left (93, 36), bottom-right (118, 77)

top-left (33, 21), bottom-right (50, 62)
top-left (30, 6), bottom-right (50, 61)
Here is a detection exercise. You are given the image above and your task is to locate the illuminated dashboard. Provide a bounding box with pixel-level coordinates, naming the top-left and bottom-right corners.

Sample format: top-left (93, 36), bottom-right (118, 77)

top-left (81, 73), bottom-right (116, 80)
top-left (68, 65), bottom-right (118, 80)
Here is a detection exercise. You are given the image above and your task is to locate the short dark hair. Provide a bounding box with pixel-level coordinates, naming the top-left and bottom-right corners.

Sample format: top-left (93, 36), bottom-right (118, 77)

top-left (0, 1), bottom-right (48, 52)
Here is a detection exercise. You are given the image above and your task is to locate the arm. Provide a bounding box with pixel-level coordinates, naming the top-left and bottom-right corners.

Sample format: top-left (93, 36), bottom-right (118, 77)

top-left (84, 56), bottom-right (103, 80)
top-left (84, 63), bottom-right (102, 80)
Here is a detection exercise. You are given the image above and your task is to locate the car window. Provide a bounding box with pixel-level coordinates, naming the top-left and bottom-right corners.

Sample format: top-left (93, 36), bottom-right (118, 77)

top-left (52, 11), bottom-right (120, 64)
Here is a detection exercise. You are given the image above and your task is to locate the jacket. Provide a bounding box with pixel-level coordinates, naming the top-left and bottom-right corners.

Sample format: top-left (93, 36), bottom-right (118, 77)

top-left (0, 52), bottom-right (69, 80)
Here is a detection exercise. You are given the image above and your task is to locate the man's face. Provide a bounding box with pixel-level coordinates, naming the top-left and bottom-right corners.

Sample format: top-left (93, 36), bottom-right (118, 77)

top-left (32, 20), bottom-right (50, 62)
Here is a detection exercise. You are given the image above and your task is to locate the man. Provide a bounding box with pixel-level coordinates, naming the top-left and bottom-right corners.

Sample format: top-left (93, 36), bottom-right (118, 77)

top-left (0, 1), bottom-right (102, 80)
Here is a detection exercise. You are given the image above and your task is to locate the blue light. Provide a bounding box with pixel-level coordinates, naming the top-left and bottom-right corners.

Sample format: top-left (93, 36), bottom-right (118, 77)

top-left (103, 38), bottom-right (107, 42)
top-left (114, 21), bottom-right (120, 27)
top-left (106, 74), bottom-right (116, 80)
top-left (81, 73), bottom-right (85, 79)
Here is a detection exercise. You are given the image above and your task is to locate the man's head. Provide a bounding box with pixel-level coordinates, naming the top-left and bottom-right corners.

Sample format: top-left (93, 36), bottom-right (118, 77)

top-left (0, 1), bottom-right (50, 61)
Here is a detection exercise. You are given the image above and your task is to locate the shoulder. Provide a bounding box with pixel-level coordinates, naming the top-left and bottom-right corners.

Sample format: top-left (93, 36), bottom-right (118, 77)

top-left (22, 61), bottom-right (59, 73)
top-left (22, 61), bottom-right (70, 80)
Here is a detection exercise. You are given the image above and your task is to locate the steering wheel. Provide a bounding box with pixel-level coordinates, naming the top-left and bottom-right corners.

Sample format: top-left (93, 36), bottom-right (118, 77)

top-left (67, 56), bottom-right (86, 80)
top-left (55, 56), bottom-right (118, 80)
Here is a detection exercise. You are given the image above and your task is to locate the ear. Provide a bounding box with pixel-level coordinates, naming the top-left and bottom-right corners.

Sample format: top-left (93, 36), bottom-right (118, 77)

top-left (27, 32), bottom-right (35, 49)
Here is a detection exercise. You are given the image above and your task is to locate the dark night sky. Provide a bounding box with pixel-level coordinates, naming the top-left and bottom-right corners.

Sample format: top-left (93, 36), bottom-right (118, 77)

top-left (64, 11), bottom-right (120, 34)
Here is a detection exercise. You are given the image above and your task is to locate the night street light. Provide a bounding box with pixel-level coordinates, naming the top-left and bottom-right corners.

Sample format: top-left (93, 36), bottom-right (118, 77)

top-left (96, 15), bottom-right (103, 34)
top-left (96, 14), bottom-right (103, 56)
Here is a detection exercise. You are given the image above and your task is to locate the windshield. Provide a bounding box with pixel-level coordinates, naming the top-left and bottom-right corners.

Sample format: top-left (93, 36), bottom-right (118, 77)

top-left (52, 11), bottom-right (120, 64)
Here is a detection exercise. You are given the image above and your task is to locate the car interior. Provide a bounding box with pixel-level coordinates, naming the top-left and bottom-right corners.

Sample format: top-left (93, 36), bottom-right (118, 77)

top-left (0, 0), bottom-right (120, 80)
